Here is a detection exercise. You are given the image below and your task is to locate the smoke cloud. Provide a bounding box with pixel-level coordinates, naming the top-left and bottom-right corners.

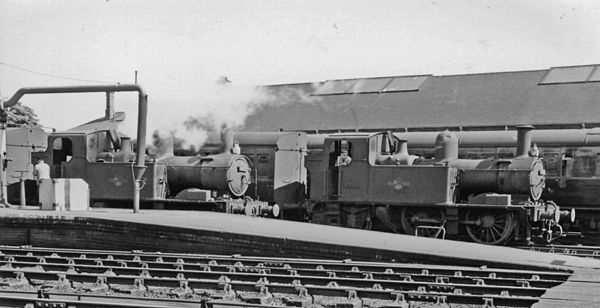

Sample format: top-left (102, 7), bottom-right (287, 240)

top-left (100, 79), bottom-right (323, 155)
top-left (113, 80), bottom-right (277, 153)
top-left (143, 81), bottom-right (322, 153)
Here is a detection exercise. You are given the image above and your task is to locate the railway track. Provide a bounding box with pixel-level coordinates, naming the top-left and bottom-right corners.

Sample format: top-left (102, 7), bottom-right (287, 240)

top-left (518, 244), bottom-right (600, 259)
top-left (0, 245), bottom-right (574, 308)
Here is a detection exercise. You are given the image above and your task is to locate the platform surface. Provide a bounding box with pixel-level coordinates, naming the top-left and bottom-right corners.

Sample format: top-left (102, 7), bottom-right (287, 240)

top-left (534, 268), bottom-right (600, 307)
top-left (1, 207), bottom-right (599, 273)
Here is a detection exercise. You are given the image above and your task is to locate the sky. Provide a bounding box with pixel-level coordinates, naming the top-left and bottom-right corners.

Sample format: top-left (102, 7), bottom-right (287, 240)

top-left (1, 0), bottom-right (599, 144)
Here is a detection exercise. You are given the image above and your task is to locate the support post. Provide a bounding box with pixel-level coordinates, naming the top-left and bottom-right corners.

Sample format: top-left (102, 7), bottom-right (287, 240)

top-left (134, 181), bottom-right (140, 213)
top-left (132, 165), bottom-right (147, 213)
top-left (0, 107), bottom-right (8, 206)
top-left (19, 175), bottom-right (25, 207)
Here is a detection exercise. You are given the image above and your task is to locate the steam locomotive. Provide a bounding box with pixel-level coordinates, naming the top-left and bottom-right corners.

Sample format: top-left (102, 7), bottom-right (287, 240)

top-left (27, 127), bottom-right (278, 216)
top-left (2, 85), bottom-right (277, 216)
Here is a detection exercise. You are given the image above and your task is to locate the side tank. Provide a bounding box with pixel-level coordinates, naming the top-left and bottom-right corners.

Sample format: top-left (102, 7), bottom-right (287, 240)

top-left (163, 153), bottom-right (252, 197)
top-left (433, 126), bottom-right (546, 201)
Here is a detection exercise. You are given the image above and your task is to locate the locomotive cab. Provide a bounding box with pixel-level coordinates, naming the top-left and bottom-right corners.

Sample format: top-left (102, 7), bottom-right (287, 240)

top-left (32, 129), bottom-right (169, 203)
top-left (311, 132), bottom-right (457, 205)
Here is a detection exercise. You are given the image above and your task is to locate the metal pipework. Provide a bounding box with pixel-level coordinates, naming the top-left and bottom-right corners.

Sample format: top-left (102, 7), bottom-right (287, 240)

top-left (4, 84), bottom-right (148, 213)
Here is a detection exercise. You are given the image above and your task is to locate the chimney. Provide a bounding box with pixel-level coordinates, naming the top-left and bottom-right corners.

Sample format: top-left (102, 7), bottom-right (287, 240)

top-left (221, 128), bottom-right (234, 153)
top-left (516, 125), bottom-right (534, 158)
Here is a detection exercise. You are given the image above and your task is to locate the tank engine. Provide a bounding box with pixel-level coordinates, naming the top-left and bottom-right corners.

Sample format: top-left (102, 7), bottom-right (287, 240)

top-left (29, 126), bottom-right (276, 216)
top-left (396, 127), bottom-right (600, 236)
top-left (304, 126), bottom-right (571, 245)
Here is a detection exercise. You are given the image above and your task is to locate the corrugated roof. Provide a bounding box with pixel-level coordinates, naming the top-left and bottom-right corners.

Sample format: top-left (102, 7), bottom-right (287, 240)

top-left (243, 66), bottom-right (600, 131)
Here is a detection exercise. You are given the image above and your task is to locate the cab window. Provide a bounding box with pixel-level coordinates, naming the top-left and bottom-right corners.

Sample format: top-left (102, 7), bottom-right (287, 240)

top-left (329, 139), bottom-right (352, 166)
top-left (52, 137), bottom-right (73, 164)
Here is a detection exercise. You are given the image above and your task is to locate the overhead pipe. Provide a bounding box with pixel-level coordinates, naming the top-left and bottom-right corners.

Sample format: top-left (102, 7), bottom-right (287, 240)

top-left (3, 84), bottom-right (148, 212)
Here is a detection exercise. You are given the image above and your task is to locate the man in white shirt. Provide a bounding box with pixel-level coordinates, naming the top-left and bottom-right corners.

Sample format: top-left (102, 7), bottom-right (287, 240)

top-left (33, 159), bottom-right (50, 184)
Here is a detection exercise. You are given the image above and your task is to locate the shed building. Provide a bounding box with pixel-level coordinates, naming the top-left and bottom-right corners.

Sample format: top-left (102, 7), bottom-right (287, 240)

top-left (243, 64), bottom-right (600, 132)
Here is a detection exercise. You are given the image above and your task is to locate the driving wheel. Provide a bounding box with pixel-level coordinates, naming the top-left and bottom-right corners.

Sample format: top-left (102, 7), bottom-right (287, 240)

top-left (400, 207), bottom-right (446, 238)
top-left (464, 209), bottom-right (515, 245)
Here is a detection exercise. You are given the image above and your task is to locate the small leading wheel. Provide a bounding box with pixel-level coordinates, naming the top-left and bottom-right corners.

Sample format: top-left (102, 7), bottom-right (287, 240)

top-left (400, 207), bottom-right (446, 238)
top-left (464, 209), bottom-right (515, 245)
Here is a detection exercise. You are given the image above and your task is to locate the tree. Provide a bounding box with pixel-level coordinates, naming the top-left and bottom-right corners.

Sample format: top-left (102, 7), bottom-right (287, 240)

top-left (0, 97), bottom-right (39, 127)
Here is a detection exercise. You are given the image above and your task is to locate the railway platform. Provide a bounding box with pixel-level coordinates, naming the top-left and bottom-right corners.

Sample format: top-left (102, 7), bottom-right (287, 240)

top-left (0, 207), bottom-right (599, 271)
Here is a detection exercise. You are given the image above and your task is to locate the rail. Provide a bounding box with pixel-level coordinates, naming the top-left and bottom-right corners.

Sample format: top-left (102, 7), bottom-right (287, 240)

top-left (0, 245), bottom-right (574, 307)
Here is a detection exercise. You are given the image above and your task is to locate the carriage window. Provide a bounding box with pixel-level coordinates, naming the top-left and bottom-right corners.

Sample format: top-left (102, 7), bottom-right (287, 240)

top-left (497, 149), bottom-right (514, 159)
top-left (572, 151), bottom-right (596, 177)
top-left (258, 154), bottom-right (270, 163)
top-left (542, 153), bottom-right (560, 176)
top-left (498, 152), bottom-right (514, 159)
top-left (563, 153), bottom-right (573, 177)
top-left (481, 152), bottom-right (496, 159)
top-left (466, 152), bottom-right (480, 159)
